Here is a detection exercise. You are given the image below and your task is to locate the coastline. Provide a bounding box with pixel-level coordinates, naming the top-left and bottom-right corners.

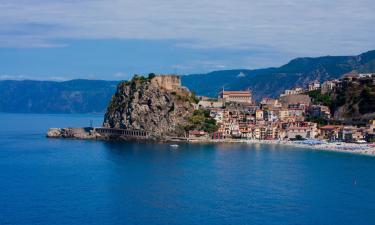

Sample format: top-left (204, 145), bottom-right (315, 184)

top-left (47, 127), bottom-right (375, 156)
top-left (189, 138), bottom-right (375, 156)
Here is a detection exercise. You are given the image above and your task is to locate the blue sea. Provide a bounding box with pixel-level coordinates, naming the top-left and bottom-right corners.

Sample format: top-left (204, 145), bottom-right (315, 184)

top-left (0, 113), bottom-right (374, 225)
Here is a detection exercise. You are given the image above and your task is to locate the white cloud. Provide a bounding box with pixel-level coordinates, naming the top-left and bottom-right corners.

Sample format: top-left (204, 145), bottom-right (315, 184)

top-left (0, 0), bottom-right (374, 57)
top-left (237, 72), bottom-right (246, 77)
top-left (113, 72), bottom-right (131, 79)
top-left (0, 74), bottom-right (86, 81)
top-left (0, 74), bottom-right (28, 80)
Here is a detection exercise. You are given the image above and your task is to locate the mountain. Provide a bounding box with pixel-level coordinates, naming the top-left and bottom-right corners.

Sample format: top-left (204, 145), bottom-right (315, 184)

top-left (1, 50), bottom-right (374, 114)
top-left (181, 50), bottom-right (375, 99)
top-left (0, 79), bottom-right (119, 113)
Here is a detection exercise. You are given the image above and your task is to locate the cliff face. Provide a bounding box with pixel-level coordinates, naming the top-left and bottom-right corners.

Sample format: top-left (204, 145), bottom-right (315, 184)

top-left (331, 77), bottom-right (375, 121)
top-left (103, 76), bottom-right (196, 138)
top-left (308, 76), bottom-right (375, 123)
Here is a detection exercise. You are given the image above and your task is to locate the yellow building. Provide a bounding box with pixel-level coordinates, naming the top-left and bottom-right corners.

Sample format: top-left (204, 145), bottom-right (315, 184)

top-left (279, 109), bottom-right (289, 121)
top-left (255, 109), bottom-right (264, 121)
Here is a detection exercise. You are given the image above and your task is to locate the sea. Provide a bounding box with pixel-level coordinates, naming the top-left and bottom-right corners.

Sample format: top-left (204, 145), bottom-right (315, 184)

top-left (0, 113), bottom-right (374, 225)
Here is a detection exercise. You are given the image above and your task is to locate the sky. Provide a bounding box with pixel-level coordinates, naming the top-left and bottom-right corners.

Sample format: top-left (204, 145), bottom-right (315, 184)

top-left (1, 0), bottom-right (374, 80)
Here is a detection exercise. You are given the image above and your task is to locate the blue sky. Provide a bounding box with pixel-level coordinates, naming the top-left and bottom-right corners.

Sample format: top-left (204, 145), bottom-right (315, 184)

top-left (1, 0), bottom-right (375, 80)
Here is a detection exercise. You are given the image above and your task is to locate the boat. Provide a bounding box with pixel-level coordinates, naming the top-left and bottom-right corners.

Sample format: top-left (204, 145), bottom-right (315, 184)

top-left (170, 144), bottom-right (179, 148)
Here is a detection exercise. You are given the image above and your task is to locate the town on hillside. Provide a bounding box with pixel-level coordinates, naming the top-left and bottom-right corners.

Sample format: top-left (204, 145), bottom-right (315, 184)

top-left (189, 73), bottom-right (375, 144)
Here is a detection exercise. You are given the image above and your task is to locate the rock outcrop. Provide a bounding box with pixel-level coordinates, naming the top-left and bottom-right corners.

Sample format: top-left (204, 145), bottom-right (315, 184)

top-left (103, 75), bottom-right (196, 139)
top-left (47, 127), bottom-right (100, 139)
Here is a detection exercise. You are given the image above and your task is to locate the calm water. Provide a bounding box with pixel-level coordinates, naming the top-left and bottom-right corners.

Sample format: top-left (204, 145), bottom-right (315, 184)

top-left (0, 113), bottom-right (374, 225)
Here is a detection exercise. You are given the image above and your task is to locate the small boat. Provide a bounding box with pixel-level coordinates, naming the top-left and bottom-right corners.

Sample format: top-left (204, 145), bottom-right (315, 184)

top-left (170, 144), bottom-right (179, 148)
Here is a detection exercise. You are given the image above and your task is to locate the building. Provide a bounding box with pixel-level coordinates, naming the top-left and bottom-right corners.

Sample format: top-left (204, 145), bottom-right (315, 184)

top-left (260, 98), bottom-right (282, 109)
top-left (287, 127), bottom-right (313, 139)
top-left (280, 94), bottom-right (311, 108)
top-left (278, 109), bottom-right (290, 121)
top-left (320, 125), bottom-right (342, 140)
top-left (197, 97), bottom-right (223, 109)
top-left (152, 75), bottom-right (182, 91)
top-left (255, 109), bottom-right (264, 121)
top-left (321, 80), bottom-right (337, 94)
top-left (264, 110), bottom-right (279, 122)
top-left (188, 130), bottom-right (208, 139)
top-left (219, 89), bottom-right (253, 104)
top-left (366, 120), bottom-right (375, 142)
top-left (280, 87), bottom-right (304, 97)
top-left (308, 80), bottom-right (320, 91)
top-left (338, 126), bottom-right (364, 142)
top-left (308, 105), bottom-right (331, 119)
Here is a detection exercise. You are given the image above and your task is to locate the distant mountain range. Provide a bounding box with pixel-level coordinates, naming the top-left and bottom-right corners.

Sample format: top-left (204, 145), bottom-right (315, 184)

top-left (182, 50), bottom-right (375, 99)
top-left (0, 79), bottom-right (118, 113)
top-left (0, 50), bottom-right (374, 113)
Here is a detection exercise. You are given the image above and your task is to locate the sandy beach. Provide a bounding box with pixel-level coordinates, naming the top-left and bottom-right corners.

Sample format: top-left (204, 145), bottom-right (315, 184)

top-left (244, 139), bottom-right (375, 156)
top-left (188, 138), bottom-right (375, 156)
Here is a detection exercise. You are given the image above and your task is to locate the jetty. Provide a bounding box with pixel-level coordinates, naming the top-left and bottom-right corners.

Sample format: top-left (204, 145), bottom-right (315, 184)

top-left (47, 127), bottom-right (150, 140)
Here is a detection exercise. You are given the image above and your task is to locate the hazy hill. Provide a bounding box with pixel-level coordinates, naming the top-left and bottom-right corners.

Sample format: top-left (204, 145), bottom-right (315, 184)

top-left (0, 50), bottom-right (374, 113)
top-left (0, 79), bottom-right (119, 113)
top-left (182, 50), bottom-right (375, 99)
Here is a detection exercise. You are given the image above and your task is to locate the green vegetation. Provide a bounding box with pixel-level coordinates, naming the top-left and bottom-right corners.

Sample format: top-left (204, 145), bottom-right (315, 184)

top-left (172, 91), bottom-right (200, 104)
top-left (306, 90), bottom-right (332, 106)
top-left (190, 92), bottom-right (200, 104)
top-left (127, 73), bottom-right (158, 84)
top-left (359, 84), bottom-right (375, 114)
top-left (184, 109), bottom-right (219, 133)
top-left (148, 73), bottom-right (156, 79)
top-left (305, 116), bottom-right (329, 126)
top-left (132, 74), bottom-right (149, 83)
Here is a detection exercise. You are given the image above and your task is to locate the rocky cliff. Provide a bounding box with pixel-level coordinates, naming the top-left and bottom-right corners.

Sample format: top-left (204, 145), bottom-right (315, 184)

top-left (103, 75), bottom-right (196, 138)
top-left (307, 75), bottom-right (375, 123)
top-left (331, 77), bottom-right (375, 121)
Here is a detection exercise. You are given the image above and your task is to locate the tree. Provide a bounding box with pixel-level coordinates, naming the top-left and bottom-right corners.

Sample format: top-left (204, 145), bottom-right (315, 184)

top-left (190, 92), bottom-right (200, 104)
top-left (148, 73), bottom-right (156, 79)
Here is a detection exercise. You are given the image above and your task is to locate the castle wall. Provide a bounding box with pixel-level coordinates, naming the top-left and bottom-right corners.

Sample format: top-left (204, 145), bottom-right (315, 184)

top-left (152, 75), bottom-right (181, 91)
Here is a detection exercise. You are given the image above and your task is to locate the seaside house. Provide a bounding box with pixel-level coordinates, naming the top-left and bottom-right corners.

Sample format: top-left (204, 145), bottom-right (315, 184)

top-left (338, 126), bottom-right (364, 142)
top-left (319, 125), bottom-right (342, 140)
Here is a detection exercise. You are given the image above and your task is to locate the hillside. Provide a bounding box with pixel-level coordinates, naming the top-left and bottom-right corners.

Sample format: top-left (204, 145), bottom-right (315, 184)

top-left (182, 50), bottom-right (375, 99)
top-left (0, 79), bottom-right (119, 113)
top-left (308, 76), bottom-right (375, 122)
top-left (1, 50), bottom-right (374, 113)
top-left (103, 75), bottom-right (196, 138)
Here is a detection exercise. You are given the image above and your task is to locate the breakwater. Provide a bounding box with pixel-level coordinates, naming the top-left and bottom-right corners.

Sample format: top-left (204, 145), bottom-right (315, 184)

top-left (47, 127), bottom-right (149, 140)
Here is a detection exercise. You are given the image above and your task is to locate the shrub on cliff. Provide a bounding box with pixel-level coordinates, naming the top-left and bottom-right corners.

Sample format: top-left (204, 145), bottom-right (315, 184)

top-left (184, 109), bottom-right (218, 133)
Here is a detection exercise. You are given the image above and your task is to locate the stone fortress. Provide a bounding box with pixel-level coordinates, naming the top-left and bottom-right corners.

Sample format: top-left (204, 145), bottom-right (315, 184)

top-left (151, 75), bottom-right (182, 91)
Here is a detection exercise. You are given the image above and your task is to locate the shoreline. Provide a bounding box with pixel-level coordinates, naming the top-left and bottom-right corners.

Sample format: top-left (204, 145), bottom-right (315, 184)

top-left (46, 128), bottom-right (375, 156)
top-left (188, 138), bottom-right (375, 156)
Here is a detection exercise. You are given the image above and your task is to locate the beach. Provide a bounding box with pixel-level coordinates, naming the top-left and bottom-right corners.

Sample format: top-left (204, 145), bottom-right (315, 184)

top-left (243, 139), bottom-right (375, 156)
top-left (188, 138), bottom-right (375, 156)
